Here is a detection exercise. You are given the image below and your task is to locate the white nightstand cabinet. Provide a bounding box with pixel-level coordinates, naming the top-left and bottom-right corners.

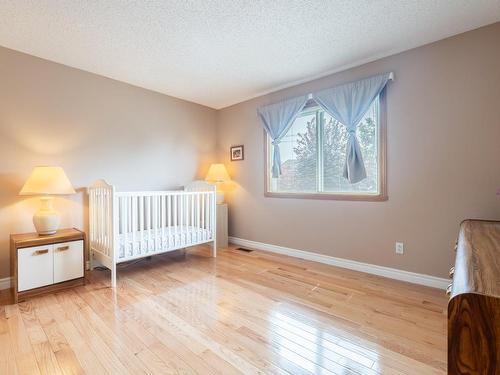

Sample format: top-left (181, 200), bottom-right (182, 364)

top-left (10, 228), bottom-right (86, 303)
top-left (216, 203), bottom-right (228, 249)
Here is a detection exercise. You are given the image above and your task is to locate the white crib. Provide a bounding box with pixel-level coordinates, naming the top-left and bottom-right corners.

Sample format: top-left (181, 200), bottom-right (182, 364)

top-left (88, 179), bottom-right (217, 287)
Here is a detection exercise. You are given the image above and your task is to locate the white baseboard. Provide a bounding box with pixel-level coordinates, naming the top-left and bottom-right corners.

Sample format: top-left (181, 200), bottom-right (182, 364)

top-left (229, 237), bottom-right (449, 290)
top-left (0, 277), bottom-right (11, 290)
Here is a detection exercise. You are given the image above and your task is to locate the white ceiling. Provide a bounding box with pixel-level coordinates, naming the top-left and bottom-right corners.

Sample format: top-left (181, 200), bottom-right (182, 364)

top-left (1, 1), bottom-right (500, 109)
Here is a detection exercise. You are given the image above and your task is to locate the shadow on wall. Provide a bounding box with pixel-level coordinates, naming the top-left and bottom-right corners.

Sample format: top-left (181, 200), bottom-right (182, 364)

top-left (0, 172), bottom-right (32, 233)
top-left (0, 172), bottom-right (25, 205)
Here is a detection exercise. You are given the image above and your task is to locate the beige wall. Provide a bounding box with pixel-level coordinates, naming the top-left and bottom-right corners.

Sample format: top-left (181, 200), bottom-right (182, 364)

top-left (0, 47), bottom-right (217, 279)
top-left (217, 23), bottom-right (500, 278)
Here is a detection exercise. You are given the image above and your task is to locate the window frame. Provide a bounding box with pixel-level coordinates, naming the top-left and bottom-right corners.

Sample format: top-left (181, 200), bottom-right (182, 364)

top-left (263, 88), bottom-right (387, 201)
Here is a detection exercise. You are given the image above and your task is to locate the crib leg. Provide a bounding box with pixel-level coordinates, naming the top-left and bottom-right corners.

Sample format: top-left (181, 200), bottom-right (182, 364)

top-left (111, 262), bottom-right (117, 288)
top-left (212, 239), bottom-right (217, 258)
top-left (89, 250), bottom-right (95, 271)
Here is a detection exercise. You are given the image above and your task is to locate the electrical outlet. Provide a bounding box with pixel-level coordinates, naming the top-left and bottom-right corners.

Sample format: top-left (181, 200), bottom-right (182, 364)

top-left (395, 242), bottom-right (404, 254)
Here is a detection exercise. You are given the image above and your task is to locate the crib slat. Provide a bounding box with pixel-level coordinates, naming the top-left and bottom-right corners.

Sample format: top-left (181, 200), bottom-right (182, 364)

top-left (159, 195), bottom-right (163, 251)
top-left (207, 192), bottom-right (211, 239)
top-left (131, 195), bottom-right (136, 257)
top-left (187, 194), bottom-right (190, 244)
top-left (90, 190), bottom-right (94, 250)
top-left (193, 193), bottom-right (197, 242)
top-left (210, 192), bottom-right (214, 240)
top-left (156, 195), bottom-right (160, 252)
top-left (104, 189), bottom-right (108, 253)
top-left (168, 194), bottom-right (172, 248)
top-left (146, 195), bottom-right (149, 252)
top-left (99, 189), bottom-right (104, 252)
top-left (126, 196), bottom-right (131, 257)
top-left (190, 193), bottom-right (194, 243)
top-left (156, 194), bottom-right (160, 252)
top-left (180, 194), bottom-right (184, 246)
top-left (160, 195), bottom-right (164, 249)
top-left (184, 194), bottom-right (188, 246)
top-left (154, 195), bottom-right (158, 252)
top-left (152, 195), bottom-right (156, 252)
top-left (128, 195), bottom-right (131, 257)
top-left (201, 193), bottom-right (207, 240)
top-left (120, 195), bottom-right (123, 258)
top-left (102, 188), bottom-right (105, 252)
top-left (196, 194), bottom-right (201, 241)
top-left (96, 190), bottom-right (100, 252)
top-left (95, 189), bottom-right (100, 252)
top-left (140, 196), bottom-right (144, 255)
top-left (94, 190), bottom-right (97, 251)
top-left (103, 190), bottom-right (106, 253)
top-left (201, 193), bottom-right (205, 241)
top-left (174, 195), bottom-right (178, 247)
top-left (105, 190), bottom-right (109, 253)
top-left (150, 195), bottom-right (154, 252)
top-left (102, 189), bottom-right (105, 253)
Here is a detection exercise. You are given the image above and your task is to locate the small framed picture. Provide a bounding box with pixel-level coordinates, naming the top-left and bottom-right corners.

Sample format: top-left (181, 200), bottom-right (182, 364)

top-left (230, 145), bottom-right (244, 161)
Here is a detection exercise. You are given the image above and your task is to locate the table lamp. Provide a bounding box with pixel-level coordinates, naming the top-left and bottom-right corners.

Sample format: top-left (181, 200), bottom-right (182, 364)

top-left (19, 166), bottom-right (76, 235)
top-left (205, 163), bottom-right (230, 204)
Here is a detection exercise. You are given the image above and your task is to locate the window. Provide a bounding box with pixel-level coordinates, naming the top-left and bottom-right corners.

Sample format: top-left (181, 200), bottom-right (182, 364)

top-left (265, 92), bottom-right (386, 200)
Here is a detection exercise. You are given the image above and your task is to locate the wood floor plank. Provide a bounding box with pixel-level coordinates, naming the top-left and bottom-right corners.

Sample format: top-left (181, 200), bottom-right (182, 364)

top-left (29, 297), bottom-right (85, 375)
top-left (17, 301), bottom-right (64, 375)
top-left (0, 306), bottom-right (20, 375)
top-left (0, 244), bottom-right (447, 374)
top-left (4, 304), bottom-right (41, 375)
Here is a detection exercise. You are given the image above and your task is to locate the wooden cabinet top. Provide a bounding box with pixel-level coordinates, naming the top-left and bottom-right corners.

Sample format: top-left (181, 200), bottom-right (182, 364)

top-left (451, 219), bottom-right (500, 299)
top-left (10, 228), bottom-right (84, 248)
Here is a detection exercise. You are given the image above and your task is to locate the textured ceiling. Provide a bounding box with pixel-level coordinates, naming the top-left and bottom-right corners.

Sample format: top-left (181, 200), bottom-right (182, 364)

top-left (1, 1), bottom-right (500, 109)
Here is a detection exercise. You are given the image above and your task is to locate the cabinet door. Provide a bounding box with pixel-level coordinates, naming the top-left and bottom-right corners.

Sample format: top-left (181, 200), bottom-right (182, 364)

top-left (18, 245), bottom-right (54, 291)
top-left (53, 240), bottom-right (84, 283)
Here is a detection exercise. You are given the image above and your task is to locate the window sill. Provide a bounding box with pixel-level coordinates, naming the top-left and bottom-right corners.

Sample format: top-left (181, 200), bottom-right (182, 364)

top-left (264, 191), bottom-right (388, 201)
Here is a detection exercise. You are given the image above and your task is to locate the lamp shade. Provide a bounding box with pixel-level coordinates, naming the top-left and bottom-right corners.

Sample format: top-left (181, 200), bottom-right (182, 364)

top-left (205, 164), bottom-right (230, 183)
top-left (19, 166), bottom-right (76, 195)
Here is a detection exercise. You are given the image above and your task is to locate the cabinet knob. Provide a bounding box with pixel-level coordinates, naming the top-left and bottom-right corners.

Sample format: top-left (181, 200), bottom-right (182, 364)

top-left (449, 267), bottom-right (455, 279)
top-left (57, 246), bottom-right (70, 251)
top-left (446, 283), bottom-right (453, 296)
top-left (34, 249), bottom-right (49, 255)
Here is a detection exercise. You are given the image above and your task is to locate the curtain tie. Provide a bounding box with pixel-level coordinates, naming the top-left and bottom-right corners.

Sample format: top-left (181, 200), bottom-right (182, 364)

top-left (346, 128), bottom-right (356, 135)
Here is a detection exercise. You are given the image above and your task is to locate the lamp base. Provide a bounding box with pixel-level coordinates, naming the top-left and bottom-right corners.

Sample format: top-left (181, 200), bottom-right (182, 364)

top-left (33, 197), bottom-right (60, 235)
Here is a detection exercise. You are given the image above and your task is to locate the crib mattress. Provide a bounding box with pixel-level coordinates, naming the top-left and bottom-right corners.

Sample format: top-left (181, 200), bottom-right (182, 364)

top-left (119, 226), bottom-right (212, 259)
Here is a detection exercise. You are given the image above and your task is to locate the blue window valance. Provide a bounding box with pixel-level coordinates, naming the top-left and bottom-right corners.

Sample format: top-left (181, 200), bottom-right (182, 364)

top-left (258, 72), bottom-right (393, 183)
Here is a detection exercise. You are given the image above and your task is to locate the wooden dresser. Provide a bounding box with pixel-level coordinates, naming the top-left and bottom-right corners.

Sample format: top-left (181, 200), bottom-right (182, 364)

top-left (448, 219), bottom-right (500, 375)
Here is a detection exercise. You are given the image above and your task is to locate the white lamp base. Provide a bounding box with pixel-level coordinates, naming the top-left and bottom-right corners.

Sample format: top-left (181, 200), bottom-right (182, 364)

top-left (33, 197), bottom-right (60, 235)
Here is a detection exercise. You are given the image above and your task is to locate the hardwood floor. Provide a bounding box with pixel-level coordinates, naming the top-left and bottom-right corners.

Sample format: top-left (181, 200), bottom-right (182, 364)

top-left (0, 245), bottom-right (447, 374)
